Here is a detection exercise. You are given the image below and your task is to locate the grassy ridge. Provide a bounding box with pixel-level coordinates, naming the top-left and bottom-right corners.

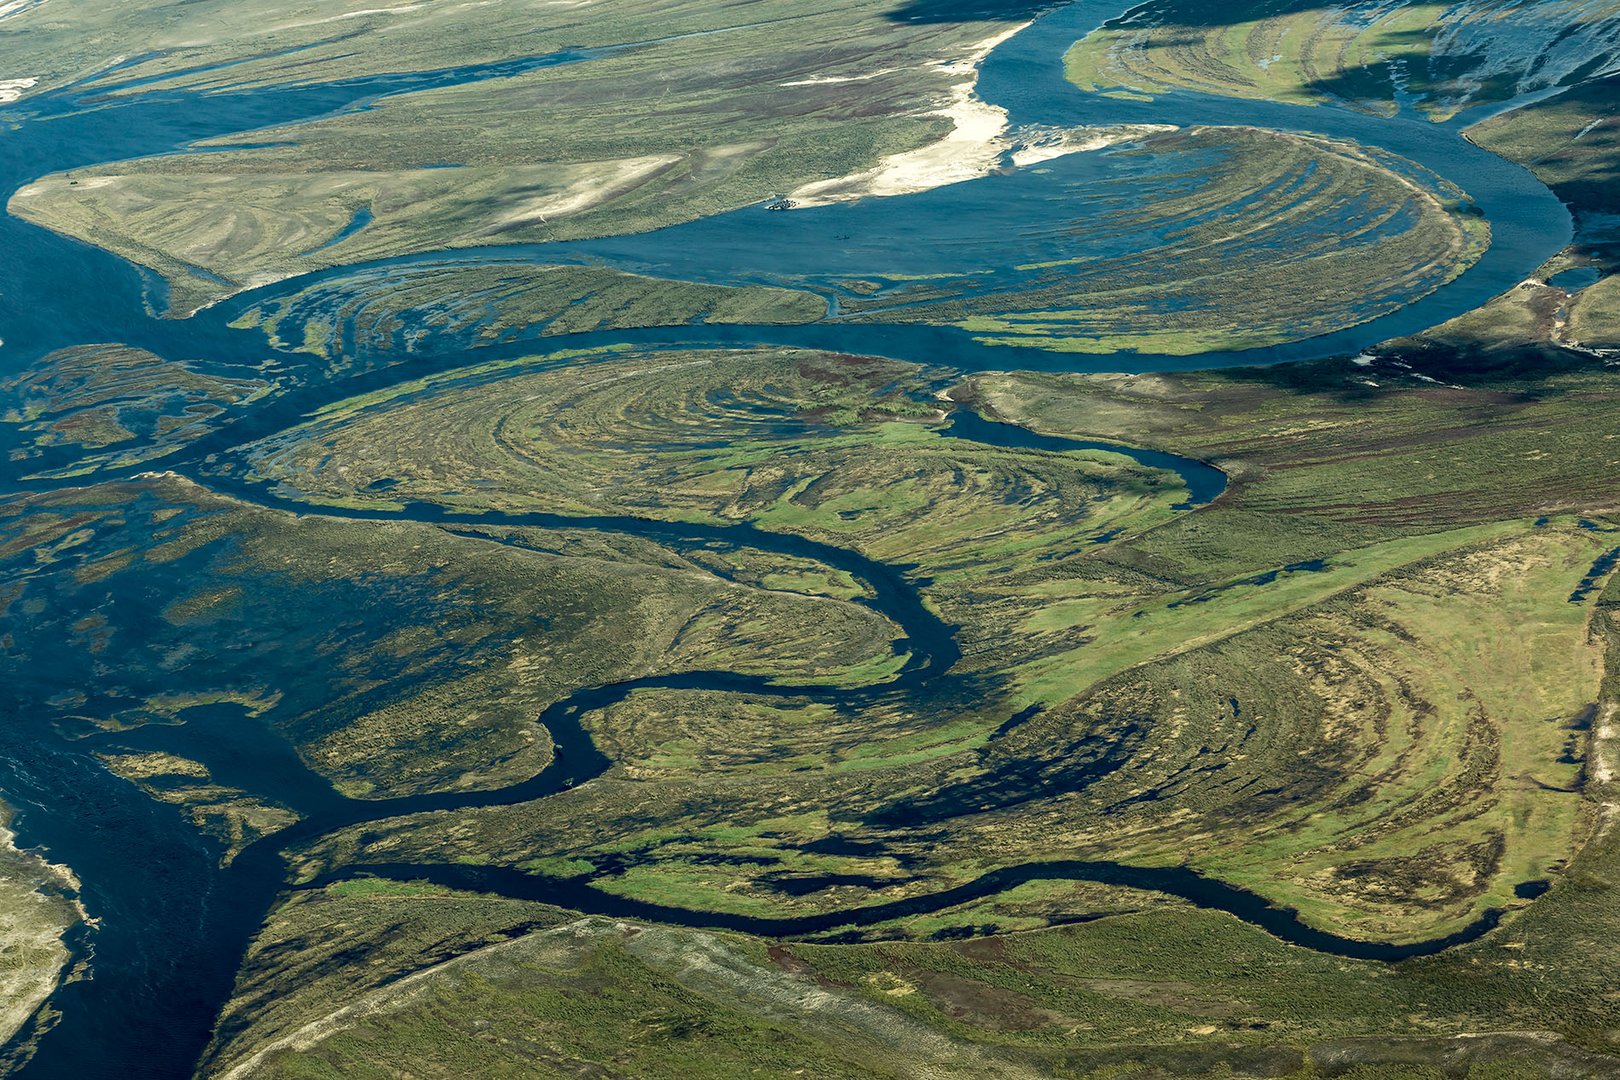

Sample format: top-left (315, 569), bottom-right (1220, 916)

top-left (237, 346), bottom-right (1609, 950)
top-left (1064, 0), bottom-right (1620, 121)
top-left (0, 472), bottom-right (903, 803)
top-left (214, 809), bottom-right (1620, 1078)
top-left (6, 0), bottom-right (1020, 312)
top-left (232, 263), bottom-right (827, 362)
top-left (843, 127), bottom-right (1487, 355)
top-left (201, 345), bottom-right (1620, 1078)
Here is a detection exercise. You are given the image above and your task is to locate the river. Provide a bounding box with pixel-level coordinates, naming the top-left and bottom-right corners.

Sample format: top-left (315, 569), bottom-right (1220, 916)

top-left (0, 1), bottom-right (1578, 1075)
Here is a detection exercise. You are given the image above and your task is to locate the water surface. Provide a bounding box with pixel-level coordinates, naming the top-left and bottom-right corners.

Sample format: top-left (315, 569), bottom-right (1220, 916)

top-left (0, 2), bottom-right (1582, 1074)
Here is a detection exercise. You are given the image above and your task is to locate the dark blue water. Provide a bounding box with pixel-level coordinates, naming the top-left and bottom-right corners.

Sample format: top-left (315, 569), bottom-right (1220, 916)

top-left (178, 0), bottom-right (1573, 377)
top-left (316, 855), bottom-right (1512, 962)
top-left (1549, 266), bottom-right (1602, 291)
top-left (0, 48), bottom-right (625, 365)
top-left (944, 408), bottom-right (1225, 507)
top-left (0, 1), bottom-right (1585, 1074)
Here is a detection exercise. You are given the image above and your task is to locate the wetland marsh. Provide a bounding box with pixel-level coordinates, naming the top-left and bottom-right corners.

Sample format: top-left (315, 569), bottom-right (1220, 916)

top-left (2, 0), bottom-right (1620, 1076)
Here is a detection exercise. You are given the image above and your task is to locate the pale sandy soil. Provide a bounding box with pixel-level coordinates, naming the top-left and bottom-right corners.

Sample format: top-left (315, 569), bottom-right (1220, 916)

top-left (1593, 704), bottom-right (1617, 784)
top-left (787, 24), bottom-right (1031, 206)
top-left (787, 25), bottom-right (1174, 206)
top-left (0, 0), bottom-right (40, 23)
top-left (0, 77), bottom-right (37, 103)
top-left (1008, 123), bottom-right (1176, 166)
top-left (486, 154), bottom-right (683, 230)
top-left (780, 69), bottom-right (898, 87)
top-left (1586, 701), bottom-right (1620, 838)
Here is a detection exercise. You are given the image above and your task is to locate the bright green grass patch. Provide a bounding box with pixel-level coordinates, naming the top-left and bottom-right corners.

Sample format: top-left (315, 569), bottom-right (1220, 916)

top-left (325, 878), bottom-right (452, 900)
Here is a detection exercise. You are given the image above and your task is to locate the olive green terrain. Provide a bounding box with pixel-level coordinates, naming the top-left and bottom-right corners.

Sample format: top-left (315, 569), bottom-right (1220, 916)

top-left (6, 0), bottom-right (1620, 1076)
top-left (9, 335), bottom-right (1620, 1078)
top-left (1, 345), bottom-right (273, 478)
top-left (0, 470), bottom-right (900, 803)
top-left (845, 127), bottom-right (1486, 355)
top-left (1065, 0), bottom-right (1620, 121)
top-left (1470, 72), bottom-right (1620, 278)
top-left (203, 821), bottom-right (1620, 1080)
top-left (230, 263), bottom-right (827, 361)
top-left (3, 0), bottom-right (1497, 361)
top-left (0, 811), bottom-right (80, 1059)
top-left (197, 343), bottom-right (1620, 1076)
top-left (199, 121), bottom-right (1490, 361)
top-left (3, 0), bottom-right (1024, 313)
top-left (226, 346), bottom-right (1600, 944)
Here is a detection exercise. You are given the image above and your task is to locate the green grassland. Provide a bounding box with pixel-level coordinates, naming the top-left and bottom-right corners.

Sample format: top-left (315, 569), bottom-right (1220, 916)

top-left (241, 347), bottom-right (1193, 691)
top-left (292, 516), bottom-right (1604, 940)
top-left (843, 127), bottom-right (1487, 355)
top-left (204, 123), bottom-right (1489, 362)
top-left (1064, 0), bottom-right (1620, 121)
top-left (184, 340), bottom-right (1620, 1077)
top-left (213, 803), bottom-right (1620, 1078)
top-left (5, 0), bottom-right (1025, 312)
top-left (207, 895), bottom-right (1041, 1080)
top-left (972, 356), bottom-right (1620, 526)
top-left (1469, 72), bottom-right (1620, 284)
top-left (0, 0), bottom-right (1030, 101)
top-left (7, 0), bottom-right (1620, 1068)
top-left (449, 523), bottom-right (869, 605)
top-left (202, 881), bottom-right (576, 1079)
top-left (1421, 70), bottom-right (1620, 358)
top-left (0, 471), bottom-right (901, 803)
top-left (242, 347), bottom-right (1181, 539)
top-left (1011, 525), bottom-right (1595, 937)
top-left (229, 345), bottom-right (1610, 951)
top-left (1570, 276), bottom-right (1620, 349)
top-left (9, 333), bottom-right (1620, 1075)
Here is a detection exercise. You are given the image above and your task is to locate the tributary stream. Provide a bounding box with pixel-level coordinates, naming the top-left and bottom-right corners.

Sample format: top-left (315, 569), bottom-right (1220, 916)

top-left (0, 3), bottom-right (1576, 1074)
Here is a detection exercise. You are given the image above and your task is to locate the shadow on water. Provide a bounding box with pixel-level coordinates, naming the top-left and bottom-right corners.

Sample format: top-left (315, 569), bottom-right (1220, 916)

top-left (0, 0), bottom-right (1588, 1073)
top-left (0, 45), bottom-right (622, 364)
top-left (1549, 266), bottom-right (1603, 291)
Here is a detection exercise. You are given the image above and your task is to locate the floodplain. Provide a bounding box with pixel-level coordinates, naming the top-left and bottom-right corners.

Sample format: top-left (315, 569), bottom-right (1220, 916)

top-left (2, 0), bottom-right (1620, 1076)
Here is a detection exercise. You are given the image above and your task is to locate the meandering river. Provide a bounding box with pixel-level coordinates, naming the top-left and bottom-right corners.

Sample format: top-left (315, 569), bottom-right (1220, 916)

top-left (0, 2), bottom-right (1578, 1075)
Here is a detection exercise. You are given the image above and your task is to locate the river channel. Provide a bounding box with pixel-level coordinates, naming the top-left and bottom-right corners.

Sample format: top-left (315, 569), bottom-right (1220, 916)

top-left (0, 2), bottom-right (1579, 1074)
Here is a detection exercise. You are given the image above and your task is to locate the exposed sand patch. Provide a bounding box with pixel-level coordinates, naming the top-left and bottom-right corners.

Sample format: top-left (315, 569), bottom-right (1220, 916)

top-left (1009, 123), bottom-right (1177, 167)
top-left (12, 172), bottom-right (117, 197)
top-left (485, 154), bottom-right (681, 230)
top-left (0, 77), bottom-right (37, 103)
top-left (1591, 703), bottom-right (1618, 785)
top-left (265, 4), bottom-right (426, 33)
top-left (0, 0), bottom-right (41, 24)
top-left (780, 69), bottom-right (898, 87)
top-left (787, 24), bottom-right (1030, 206)
top-left (786, 26), bottom-right (1174, 206)
top-left (1587, 701), bottom-right (1620, 838)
